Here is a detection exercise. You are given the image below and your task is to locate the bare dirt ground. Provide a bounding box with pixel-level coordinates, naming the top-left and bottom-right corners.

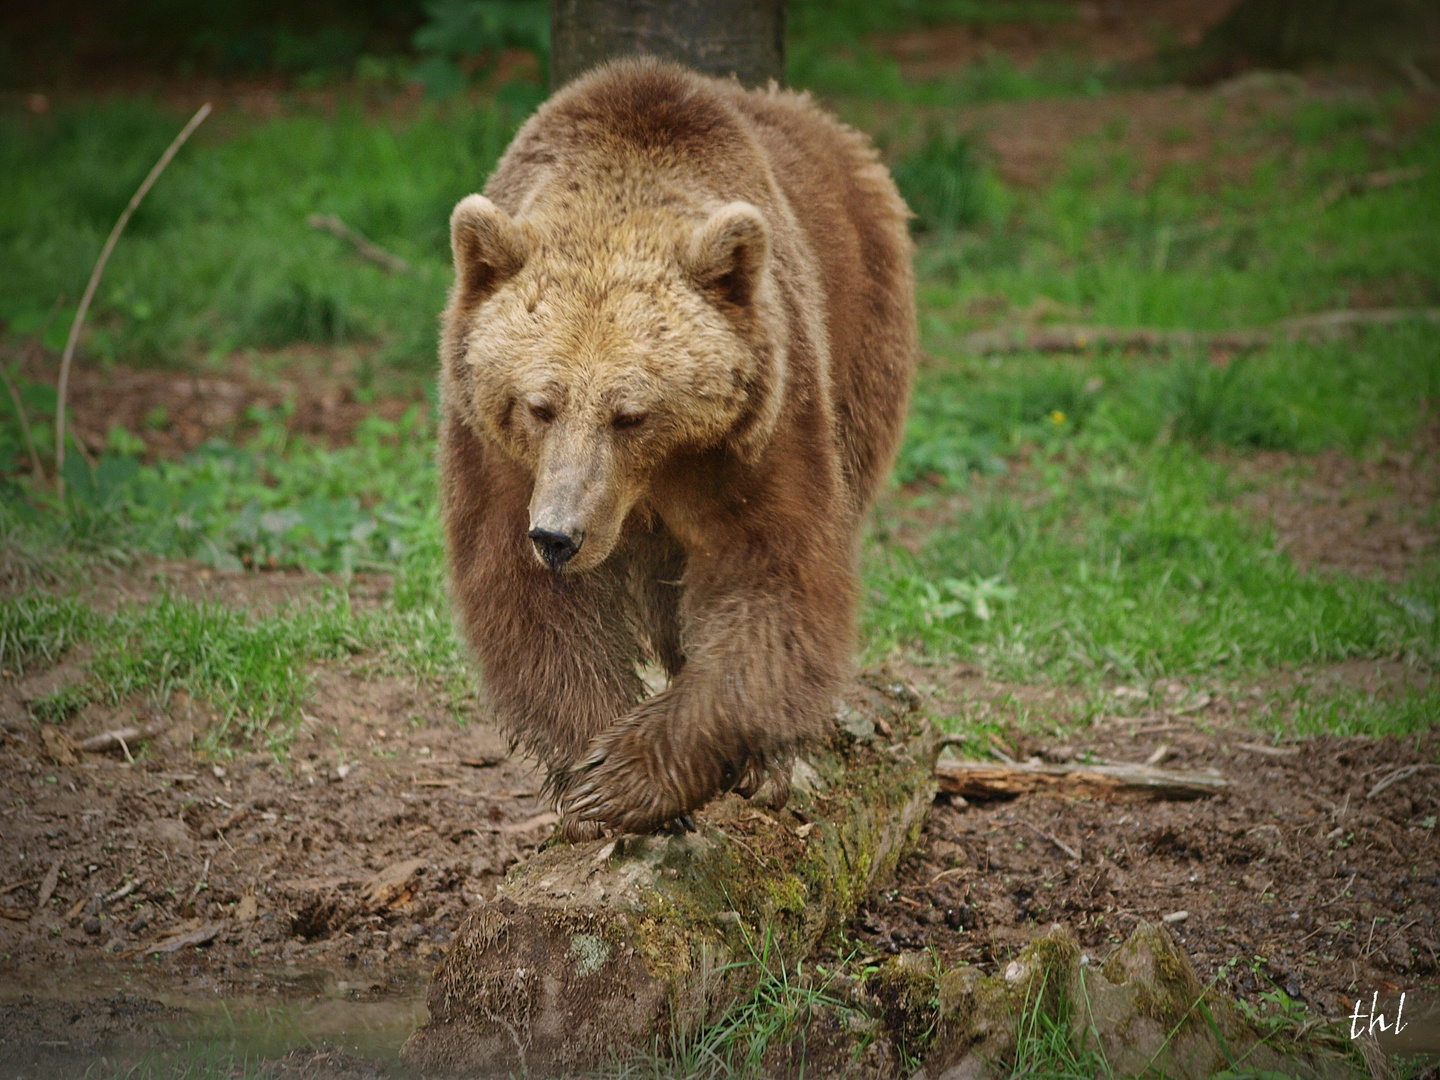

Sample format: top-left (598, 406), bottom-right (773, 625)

top-left (846, 670), bottom-right (1440, 1025)
top-left (9, 346), bottom-right (426, 463)
top-left (1233, 421), bottom-right (1440, 584)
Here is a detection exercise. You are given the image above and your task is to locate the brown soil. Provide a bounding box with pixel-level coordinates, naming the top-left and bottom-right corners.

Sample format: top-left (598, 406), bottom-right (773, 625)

top-left (8, 348), bottom-right (428, 465)
top-left (1233, 422), bottom-right (1440, 583)
top-left (841, 670), bottom-right (1440, 1023)
top-left (0, 653), bottom-right (553, 1068)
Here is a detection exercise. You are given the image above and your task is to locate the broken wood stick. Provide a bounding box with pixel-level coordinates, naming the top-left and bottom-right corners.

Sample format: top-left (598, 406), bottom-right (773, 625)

top-left (401, 675), bottom-right (938, 1077)
top-left (307, 213), bottom-right (411, 274)
top-left (78, 722), bottom-right (167, 755)
top-left (934, 758), bottom-right (1226, 802)
top-left (946, 307), bottom-right (1440, 358)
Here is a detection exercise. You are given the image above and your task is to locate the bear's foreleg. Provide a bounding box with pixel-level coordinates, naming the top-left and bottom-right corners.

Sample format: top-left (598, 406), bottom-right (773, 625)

top-left (564, 552), bottom-right (852, 833)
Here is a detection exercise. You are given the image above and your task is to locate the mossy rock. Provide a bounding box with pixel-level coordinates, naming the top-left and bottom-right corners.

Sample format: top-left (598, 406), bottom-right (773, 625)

top-left (401, 674), bottom-right (938, 1076)
top-left (927, 923), bottom-right (1364, 1080)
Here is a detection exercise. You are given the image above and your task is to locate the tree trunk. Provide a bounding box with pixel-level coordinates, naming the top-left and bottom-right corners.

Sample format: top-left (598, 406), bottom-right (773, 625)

top-left (550, 0), bottom-right (786, 90)
top-left (400, 674), bottom-right (938, 1077)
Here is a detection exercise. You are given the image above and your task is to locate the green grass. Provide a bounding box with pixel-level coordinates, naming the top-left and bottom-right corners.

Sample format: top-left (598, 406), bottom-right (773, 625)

top-left (916, 103), bottom-right (1440, 330)
top-left (865, 325), bottom-right (1440, 707)
top-left (0, 98), bottom-right (526, 370)
top-left (0, 543), bottom-right (465, 753)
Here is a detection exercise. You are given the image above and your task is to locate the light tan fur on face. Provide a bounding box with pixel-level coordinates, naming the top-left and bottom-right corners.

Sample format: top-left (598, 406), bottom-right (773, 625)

top-left (449, 195), bottom-right (784, 571)
top-left (439, 58), bottom-right (915, 835)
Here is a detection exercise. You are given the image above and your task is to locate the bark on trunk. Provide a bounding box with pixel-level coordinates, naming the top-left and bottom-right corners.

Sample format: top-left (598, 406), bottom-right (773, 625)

top-left (550, 0), bottom-right (787, 90)
top-left (400, 674), bottom-right (937, 1076)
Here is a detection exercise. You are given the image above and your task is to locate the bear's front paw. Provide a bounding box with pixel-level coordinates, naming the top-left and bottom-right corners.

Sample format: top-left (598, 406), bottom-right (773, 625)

top-left (564, 721), bottom-right (707, 835)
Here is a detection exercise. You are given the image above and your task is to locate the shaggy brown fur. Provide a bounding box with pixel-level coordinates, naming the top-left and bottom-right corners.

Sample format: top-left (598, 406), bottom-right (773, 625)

top-left (439, 58), bottom-right (914, 835)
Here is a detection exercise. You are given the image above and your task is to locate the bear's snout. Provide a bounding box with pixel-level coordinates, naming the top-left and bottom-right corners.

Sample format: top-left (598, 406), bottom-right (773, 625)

top-left (528, 526), bottom-right (584, 570)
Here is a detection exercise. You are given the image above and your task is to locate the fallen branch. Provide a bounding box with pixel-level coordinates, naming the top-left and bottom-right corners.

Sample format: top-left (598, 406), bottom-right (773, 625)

top-left (1318, 165), bottom-right (1426, 209)
top-left (55, 103), bottom-right (211, 498)
top-left (935, 758), bottom-right (1226, 802)
top-left (130, 921), bottom-right (223, 957)
top-left (1235, 741), bottom-right (1298, 758)
top-left (307, 213), bottom-right (411, 274)
top-left (947, 307), bottom-right (1440, 358)
top-left (78, 722), bottom-right (167, 755)
top-left (402, 675), bottom-right (938, 1076)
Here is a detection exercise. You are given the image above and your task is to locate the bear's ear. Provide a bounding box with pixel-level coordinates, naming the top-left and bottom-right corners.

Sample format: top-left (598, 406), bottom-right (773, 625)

top-left (451, 194), bottom-right (530, 305)
top-left (684, 202), bottom-right (770, 312)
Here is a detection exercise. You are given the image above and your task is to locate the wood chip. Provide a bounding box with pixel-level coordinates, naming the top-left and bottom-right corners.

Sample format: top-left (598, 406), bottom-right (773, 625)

top-left (209, 802), bottom-right (251, 838)
top-left (500, 811), bottom-right (561, 835)
top-left (363, 858), bottom-right (427, 909)
top-left (40, 727), bottom-right (79, 766)
top-left (1163, 910), bottom-right (1190, 924)
top-left (934, 759), bottom-right (1227, 802)
top-left (29, 861), bottom-right (59, 920)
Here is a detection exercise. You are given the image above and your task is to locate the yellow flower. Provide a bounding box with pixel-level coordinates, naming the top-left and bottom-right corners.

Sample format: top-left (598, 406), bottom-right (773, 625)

top-left (1050, 410), bottom-right (1066, 424)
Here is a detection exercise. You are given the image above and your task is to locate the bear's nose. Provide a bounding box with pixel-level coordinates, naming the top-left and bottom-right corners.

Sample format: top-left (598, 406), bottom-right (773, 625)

top-left (528, 527), bottom-right (583, 569)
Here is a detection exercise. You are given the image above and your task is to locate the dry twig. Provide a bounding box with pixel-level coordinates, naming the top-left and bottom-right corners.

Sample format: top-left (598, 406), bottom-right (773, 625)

top-left (307, 213), bottom-right (411, 274)
top-left (78, 722), bottom-right (167, 754)
top-left (55, 103), bottom-right (211, 497)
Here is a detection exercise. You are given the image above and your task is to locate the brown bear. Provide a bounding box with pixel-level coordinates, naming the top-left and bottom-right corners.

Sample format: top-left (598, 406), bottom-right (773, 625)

top-left (439, 58), bottom-right (915, 836)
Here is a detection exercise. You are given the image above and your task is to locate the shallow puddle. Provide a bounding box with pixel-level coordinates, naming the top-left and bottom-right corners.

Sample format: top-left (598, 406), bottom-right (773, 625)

top-left (0, 966), bottom-right (428, 1078)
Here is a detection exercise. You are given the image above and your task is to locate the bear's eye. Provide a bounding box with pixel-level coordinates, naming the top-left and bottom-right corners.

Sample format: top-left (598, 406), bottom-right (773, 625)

top-left (612, 410), bottom-right (647, 431)
top-left (528, 402), bottom-right (555, 424)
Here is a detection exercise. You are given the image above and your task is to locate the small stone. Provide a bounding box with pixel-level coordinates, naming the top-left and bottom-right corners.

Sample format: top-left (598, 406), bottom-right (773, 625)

top-left (83, 916), bottom-right (101, 935)
top-left (1162, 910), bottom-right (1189, 924)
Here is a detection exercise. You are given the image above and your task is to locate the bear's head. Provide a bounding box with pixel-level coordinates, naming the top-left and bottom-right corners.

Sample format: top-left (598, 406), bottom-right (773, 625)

top-left (445, 193), bottom-right (787, 573)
